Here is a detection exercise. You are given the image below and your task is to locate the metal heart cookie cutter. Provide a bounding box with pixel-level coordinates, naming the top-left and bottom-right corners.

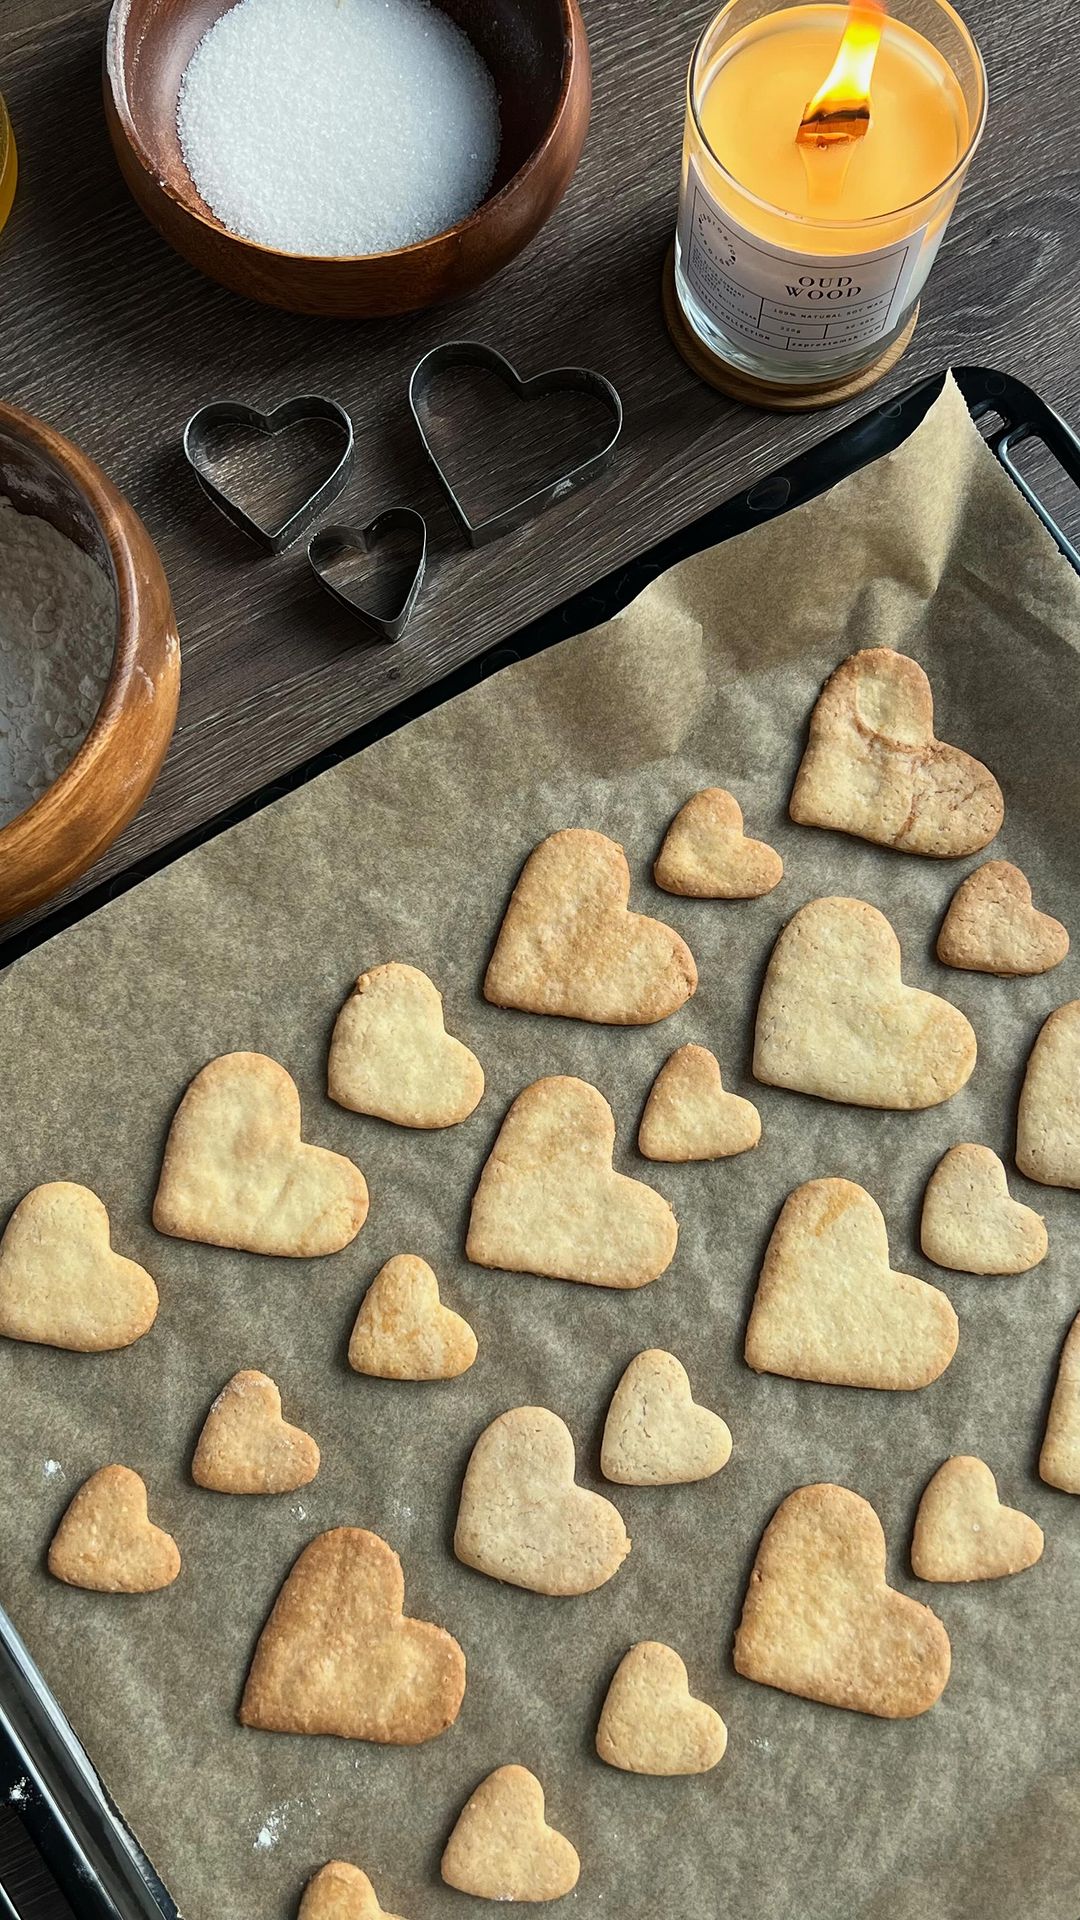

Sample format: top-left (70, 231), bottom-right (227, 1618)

top-left (182, 395), bottom-right (355, 554)
top-left (308, 508), bottom-right (427, 643)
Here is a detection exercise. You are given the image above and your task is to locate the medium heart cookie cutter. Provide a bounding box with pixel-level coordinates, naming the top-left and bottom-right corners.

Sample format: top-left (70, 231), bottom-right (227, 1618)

top-left (308, 509), bottom-right (426, 641)
top-left (183, 395), bottom-right (354, 553)
top-left (408, 342), bottom-right (623, 548)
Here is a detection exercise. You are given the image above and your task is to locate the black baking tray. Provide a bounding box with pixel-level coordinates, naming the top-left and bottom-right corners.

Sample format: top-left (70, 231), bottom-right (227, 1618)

top-left (2, 362), bottom-right (1079, 1920)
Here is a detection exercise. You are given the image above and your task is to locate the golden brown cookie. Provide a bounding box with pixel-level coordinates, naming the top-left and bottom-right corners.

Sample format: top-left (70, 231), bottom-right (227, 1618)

top-left (1040, 1311), bottom-right (1080, 1493)
top-left (441, 1766), bottom-right (579, 1903)
top-left (653, 788), bottom-right (783, 898)
top-left (601, 1349), bottom-right (732, 1485)
top-left (596, 1642), bottom-right (727, 1775)
top-left (191, 1370), bottom-right (320, 1493)
top-left (298, 1861), bottom-right (405, 1920)
top-left (348, 1255), bottom-right (477, 1380)
top-left (484, 828), bottom-right (697, 1025)
top-left (327, 962), bottom-right (484, 1128)
top-left (0, 1182), bottom-right (158, 1352)
top-left (937, 861), bottom-right (1068, 975)
top-left (1016, 1001), bottom-right (1080, 1189)
top-left (911, 1456), bottom-right (1043, 1581)
top-left (48, 1466), bottom-right (180, 1593)
top-left (455, 1406), bottom-right (630, 1595)
top-left (920, 1144), bottom-right (1047, 1275)
top-left (638, 1044), bottom-right (761, 1161)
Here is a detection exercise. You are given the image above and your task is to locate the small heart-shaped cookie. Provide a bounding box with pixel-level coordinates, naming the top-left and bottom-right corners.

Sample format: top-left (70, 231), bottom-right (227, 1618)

top-left (754, 897), bottom-right (976, 1109)
top-left (484, 828), bottom-right (697, 1024)
top-left (327, 963), bottom-right (484, 1127)
top-left (921, 1144), bottom-right (1047, 1275)
top-left (596, 1642), bottom-right (727, 1774)
top-left (1040, 1311), bottom-right (1080, 1493)
top-left (734, 1483), bottom-right (951, 1717)
top-left (240, 1527), bottom-right (465, 1742)
top-left (790, 647), bottom-right (1004, 856)
top-left (911, 1456), bottom-right (1043, 1581)
top-left (348, 1255), bottom-right (477, 1380)
top-left (48, 1466), bottom-right (180, 1593)
top-left (441, 1765), bottom-right (580, 1902)
top-left (745, 1178), bottom-right (958, 1390)
top-left (192, 1370), bottom-right (320, 1493)
top-left (638, 1045), bottom-right (761, 1161)
top-left (601, 1350), bottom-right (732, 1485)
top-left (1016, 1000), bottom-right (1080, 1189)
top-left (654, 788), bottom-right (783, 898)
top-left (937, 861), bottom-right (1068, 975)
top-left (299, 1861), bottom-right (406, 1920)
top-left (0, 1182), bottom-right (158, 1352)
top-left (455, 1406), bottom-right (630, 1595)
top-left (467, 1076), bottom-right (677, 1289)
top-left (154, 1052), bottom-right (369, 1256)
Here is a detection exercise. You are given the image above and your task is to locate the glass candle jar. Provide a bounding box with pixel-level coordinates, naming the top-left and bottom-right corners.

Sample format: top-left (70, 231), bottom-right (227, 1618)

top-left (0, 96), bottom-right (17, 236)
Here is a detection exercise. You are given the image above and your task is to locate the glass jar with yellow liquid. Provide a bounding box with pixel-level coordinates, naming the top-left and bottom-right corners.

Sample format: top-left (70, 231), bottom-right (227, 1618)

top-left (0, 96), bottom-right (17, 235)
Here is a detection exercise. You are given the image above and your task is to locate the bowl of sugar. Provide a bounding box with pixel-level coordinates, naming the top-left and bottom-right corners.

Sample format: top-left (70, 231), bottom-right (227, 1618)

top-left (0, 402), bottom-right (180, 926)
top-left (104, 0), bottom-right (591, 316)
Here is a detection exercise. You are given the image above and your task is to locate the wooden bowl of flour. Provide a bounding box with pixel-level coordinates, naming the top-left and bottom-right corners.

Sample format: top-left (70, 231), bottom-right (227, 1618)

top-left (0, 402), bottom-right (180, 925)
top-left (103, 0), bottom-right (591, 317)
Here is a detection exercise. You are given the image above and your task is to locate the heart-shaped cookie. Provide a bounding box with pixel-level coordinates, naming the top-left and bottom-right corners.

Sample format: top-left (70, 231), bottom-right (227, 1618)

top-left (328, 963), bottom-right (483, 1128)
top-left (484, 829), bottom-right (697, 1025)
top-left (754, 896), bottom-right (977, 1109)
top-left (455, 1406), bottom-right (630, 1595)
top-left (299, 1861), bottom-right (405, 1920)
top-left (154, 1052), bottom-right (369, 1256)
top-left (48, 1466), bottom-right (180, 1593)
top-left (0, 1182), bottom-right (158, 1352)
top-left (239, 1527), bottom-right (465, 1743)
top-left (466, 1076), bottom-right (678, 1289)
top-left (1040, 1310), bottom-right (1080, 1493)
top-left (911, 1456), bottom-right (1044, 1581)
top-left (348, 1255), bottom-right (477, 1380)
top-left (191, 1370), bottom-right (320, 1493)
top-left (441, 1765), bottom-right (580, 1901)
top-left (183, 395), bottom-right (354, 553)
top-left (937, 860), bottom-right (1069, 975)
top-left (745, 1178), bottom-right (958, 1390)
top-left (601, 1350), bottom-right (732, 1485)
top-left (654, 788), bottom-right (783, 898)
top-left (309, 509), bottom-right (426, 643)
top-left (734, 1483), bottom-right (951, 1717)
top-left (1016, 1000), bottom-right (1080, 1189)
top-left (596, 1641), bottom-right (728, 1775)
top-left (789, 647), bottom-right (1004, 856)
top-left (638, 1045), bottom-right (761, 1161)
top-left (920, 1144), bottom-right (1047, 1275)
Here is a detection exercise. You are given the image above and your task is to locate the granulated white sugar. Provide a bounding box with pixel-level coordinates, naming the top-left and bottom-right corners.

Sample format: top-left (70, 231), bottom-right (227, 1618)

top-left (0, 497), bottom-right (115, 829)
top-left (177, 0), bottom-right (501, 256)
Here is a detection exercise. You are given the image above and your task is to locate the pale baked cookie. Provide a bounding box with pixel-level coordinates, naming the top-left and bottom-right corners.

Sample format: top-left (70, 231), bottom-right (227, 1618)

top-left (0, 1182), bottom-right (158, 1352)
top-left (240, 1527), bottom-right (465, 1742)
top-left (327, 963), bottom-right (484, 1128)
top-left (734, 1483), bottom-right (951, 1718)
top-left (754, 896), bottom-right (976, 1109)
top-left (299, 1861), bottom-right (405, 1920)
top-left (937, 861), bottom-right (1068, 975)
top-left (596, 1642), bottom-right (727, 1775)
top-left (653, 788), bottom-right (783, 898)
top-left (467, 1076), bottom-right (677, 1289)
top-left (484, 828), bottom-right (697, 1024)
top-left (920, 1144), bottom-right (1047, 1275)
top-left (1040, 1311), bottom-right (1080, 1493)
top-left (455, 1406), bottom-right (630, 1595)
top-left (745, 1177), bottom-right (958, 1390)
top-left (638, 1045), bottom-right (761, 1162)
top-left (154, 1052), bottom-right (368, 1256)
top-left (1016, 1001), bottom-right (1080, 1189)
top-left (911, 1456), bottom-right (1044, 1581)
top-left (789, 647), bottom-right (1004, 856)
top-left (601, 1350), bottom-right (732, 1485)
top-left (48, 1466), bottom-right (180, 1593)
top-left (348, 1255), bottom-right (477, 1380)
top-left (191, 1370), bottom-right (320, 1494)
top-left (441, 1766), bottom-right (579, 1903)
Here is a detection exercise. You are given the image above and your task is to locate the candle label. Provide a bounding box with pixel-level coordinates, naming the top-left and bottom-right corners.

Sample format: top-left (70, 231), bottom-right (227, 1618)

top-left (678, 158), bottom-right (934, 358)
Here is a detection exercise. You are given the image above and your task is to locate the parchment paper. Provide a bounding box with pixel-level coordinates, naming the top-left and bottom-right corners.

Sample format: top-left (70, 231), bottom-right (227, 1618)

top-left (3, 376), bottom-right (1080, 1920)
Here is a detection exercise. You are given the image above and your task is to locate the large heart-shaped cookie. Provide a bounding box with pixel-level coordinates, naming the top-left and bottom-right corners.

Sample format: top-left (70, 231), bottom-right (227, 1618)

top-left (299, 1861), bottom-right (406, 1920)
top-left (654, 788), bottom-right (783, 898)
top-left (1016, 1000), bottom-right (1080, 1189)
top-left (48, 1466), bottom-right (180, 1593)
top-left (239, 1528), bottom-right (465, 1742)
top-left (328, 963), bottom-right (484, 1128)
top-left (789, 647), bottom-right (1004, 856)
top-left (484, 829), bottom-right (697, 1025)
top-left (441, 1766), bottom-right (580, 1902)
top-left (596, 1642), bottom-right (727, 1775)
top-left (745, 1178), bottom-right (958, 1390)
top-left (191, 1370), bottom-right (320, 1494)
top-left (911, 1456), bottom-right (1043, 1581)
top-left (154, 1052), bottom-right (369, 1256)
top-left (348, 1255), bottom-right (477, 1380)
top-left (754, 897), bottom-right (977, 1109)
top-left (734, 1483), bottom-right (951, 1717)
top-left (0, 1181), bottom-right (158, 1352)
top-left (466, 1076), bottom-right (678, 1288)
top-left (1040, 1310), bottom-right (1080, 1493)
top-left (601, 1349), bottom-right (732, 1485)
top-left (638, 1044), bottom-right (761, 1161)
top-left (920, 1144), bottom-right (1047, 1275)
top-left (937, 860), bottom-right (1068, 975)
top-left (455, 1406), bottom-right (630, 1595)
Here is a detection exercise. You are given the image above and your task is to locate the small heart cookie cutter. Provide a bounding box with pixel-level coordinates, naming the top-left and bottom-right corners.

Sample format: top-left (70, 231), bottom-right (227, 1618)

top-left (308, 509), bottom-right (427, 642)
top-left (182, 395), bottom-right (355, 554)
top-left (408, 342), bottom-right (623, 548)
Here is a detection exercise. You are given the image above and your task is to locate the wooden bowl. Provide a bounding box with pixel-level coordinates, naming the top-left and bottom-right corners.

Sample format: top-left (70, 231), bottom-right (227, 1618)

top-left (0, 403), bottom-right (180, 925)
top-left (104, 0), bottom-right (591, 317)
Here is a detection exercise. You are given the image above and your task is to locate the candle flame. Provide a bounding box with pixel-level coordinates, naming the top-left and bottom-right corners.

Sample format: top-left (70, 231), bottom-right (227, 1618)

top-left (797, 0), bottom-right (886, 146)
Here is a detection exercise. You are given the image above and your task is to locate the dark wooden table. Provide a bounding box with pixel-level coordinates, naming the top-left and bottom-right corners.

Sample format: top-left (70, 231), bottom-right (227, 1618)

top-left (1, 0), bottom-right (1078, 1902)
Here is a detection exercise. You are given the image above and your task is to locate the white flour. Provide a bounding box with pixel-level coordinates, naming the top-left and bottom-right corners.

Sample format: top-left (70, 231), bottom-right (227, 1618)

top-left (0, 495), bottom-right (115, 828)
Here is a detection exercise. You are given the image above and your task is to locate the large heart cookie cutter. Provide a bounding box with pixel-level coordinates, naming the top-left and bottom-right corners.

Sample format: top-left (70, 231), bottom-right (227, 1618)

top-left (183, 395), bottom-right (354, 553)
